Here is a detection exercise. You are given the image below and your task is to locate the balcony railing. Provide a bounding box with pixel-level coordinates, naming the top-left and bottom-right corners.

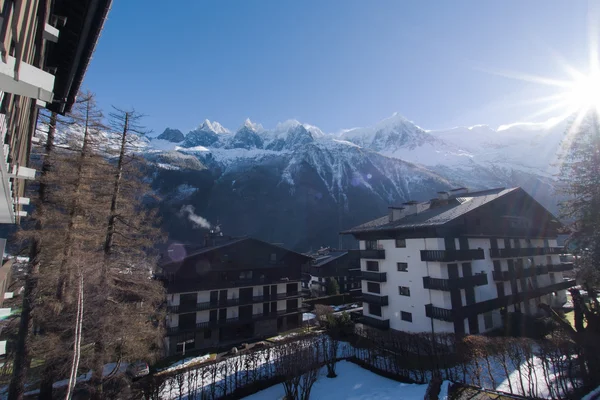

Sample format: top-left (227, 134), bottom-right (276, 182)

top-left (361, 271), bottom-right (387, 282)
top-left (490, 247), bottom-right (565, 258)
top-left (359, 249), bottom-right (386, 259)
top-left (348, 268), bottom-right (362, 277)
top-left (167, 307), bottom-right (309, 335)
top-left (360, 315), bottom-right (390, 330)
top-left (492, 270), bottom-right (509, 281)
top-left (420, 249), bottom-right (485, 262)
top-left (547, 263), bottom-right (574, 273)
top-left (423, 274), bottom-right (488, 291)
top-left (425, 280), bottom-right (576, 322)
top-left (425, 304), bottom-right (453, 322)
top-left (167, 291), bottom-right (306, 313)
top-left (492, 265), bottom-right (555, 282)
top-left (362, 293), bottom-right (389, 306)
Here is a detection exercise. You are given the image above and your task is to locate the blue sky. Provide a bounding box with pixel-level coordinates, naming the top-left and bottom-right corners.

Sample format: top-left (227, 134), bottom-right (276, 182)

top-left (83, 1), bottom-right (593, 134)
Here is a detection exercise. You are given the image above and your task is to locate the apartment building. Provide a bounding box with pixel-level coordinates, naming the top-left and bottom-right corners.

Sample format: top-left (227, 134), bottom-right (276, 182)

top-left (0, 0), bottom-right (111, 224)
top-left (342, 187), bottom-right (575, 335)
top-left (303, 247), bottom-right (361, 297)
top-left (159, 233), bottom-right (312, 355)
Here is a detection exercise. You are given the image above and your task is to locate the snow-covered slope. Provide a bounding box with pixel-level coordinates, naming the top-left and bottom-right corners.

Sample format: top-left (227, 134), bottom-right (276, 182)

top-left (142, 113), bottom-right (568, 250)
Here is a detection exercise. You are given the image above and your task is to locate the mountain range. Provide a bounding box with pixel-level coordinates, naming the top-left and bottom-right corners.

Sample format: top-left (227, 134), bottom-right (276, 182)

top-left (143, 113), bottom-right (570, 251)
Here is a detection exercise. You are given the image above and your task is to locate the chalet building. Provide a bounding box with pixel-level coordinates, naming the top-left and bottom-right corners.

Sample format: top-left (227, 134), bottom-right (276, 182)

top-left (342, 187), bottom-right (575, 335)
top-left (303, 247), bottom-right (361, 297)
top-left (0, 0), bottom-right (111, 224)
top-left (159, 233), bottom-right (312, 355)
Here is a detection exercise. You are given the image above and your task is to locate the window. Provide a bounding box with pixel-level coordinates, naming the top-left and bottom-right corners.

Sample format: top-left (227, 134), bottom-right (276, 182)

top-left (368, 303), bottom-right (382, 317)
top-left (270, 253), bottom-right (277, 263)
top-left (365, 240), bottom-right (378, 250)
top-left (496, 282), bottom-right (505, 297)
top-left (493, 260), bottom-right (501, 272)
top-left (398, 286), bottom-right (410, 296)
top-left (397, 262), bottom-right (408, 272)
top-left (239, 271), bottom-right (253, 280)
top-left (484, 313), bottom-right (493, 330)
top-left (366, 261), bottom-right (379, 271)
top-left (395, 238), bottom-right (406, 248)
top-left (401, 311), bottom-right (412, 322)
top-left (549, 273), bottom-right (556, 284)
top-left (367, 282), bottom-right (380, 294)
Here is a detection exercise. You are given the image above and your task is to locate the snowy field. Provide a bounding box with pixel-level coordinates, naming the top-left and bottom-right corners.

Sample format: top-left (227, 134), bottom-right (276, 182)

top-left (243, 360), bottom-right (429, 400)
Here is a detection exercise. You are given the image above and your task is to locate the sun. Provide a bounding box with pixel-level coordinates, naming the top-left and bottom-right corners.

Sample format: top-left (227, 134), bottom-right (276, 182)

top-left (562, 69), bottom-right (600, 116)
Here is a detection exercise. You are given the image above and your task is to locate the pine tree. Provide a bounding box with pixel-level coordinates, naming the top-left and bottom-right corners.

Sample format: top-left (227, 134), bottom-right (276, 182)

top-left (326, 278), bottom-right (340, 296)
top-left (89, 108), bottom-right (165, 399)
top-left (552, 110), bottom-right (600, 388)
top-left (559, 111), bottom-right (600, 287)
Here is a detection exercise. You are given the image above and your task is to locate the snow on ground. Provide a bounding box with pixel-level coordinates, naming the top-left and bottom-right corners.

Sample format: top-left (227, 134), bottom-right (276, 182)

top-left (244, 360), bottom-right (428, 400)
top-left (268, 332), bottom-right (300, 342)
top-left (303, 312), bottom-right (316, 321)
top-left (158, 354), bottom-right (212, 374)
top-left (438, 381), bottom-right (451, 400)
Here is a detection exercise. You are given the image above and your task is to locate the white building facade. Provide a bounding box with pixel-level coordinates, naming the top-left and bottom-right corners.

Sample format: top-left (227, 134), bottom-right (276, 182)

top-left (344, 187), bottom-right (575, 335)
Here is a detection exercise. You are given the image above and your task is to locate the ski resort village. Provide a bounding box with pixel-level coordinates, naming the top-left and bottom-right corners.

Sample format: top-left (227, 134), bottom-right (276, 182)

top-left (1, 1), bottom-right (600, 399)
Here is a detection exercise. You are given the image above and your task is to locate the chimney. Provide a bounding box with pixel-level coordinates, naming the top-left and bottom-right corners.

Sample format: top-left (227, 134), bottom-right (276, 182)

top-left (388, 206), bottom-right (405, 222)
top-left (204, 226), bottom-right (226, 247)
top-left (449, 187), bottom-right (469, 196)
top-left (402, 200), bottom-right (419, 216)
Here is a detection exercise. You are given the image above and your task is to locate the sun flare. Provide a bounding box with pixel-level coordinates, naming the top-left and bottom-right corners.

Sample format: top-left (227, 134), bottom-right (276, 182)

top-left (562, 69), bottom-right (600, 116)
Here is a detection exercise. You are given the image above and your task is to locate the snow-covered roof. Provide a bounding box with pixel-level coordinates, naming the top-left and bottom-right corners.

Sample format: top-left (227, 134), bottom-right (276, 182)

top-left (342, 187), bottom-right (517, 234)
top-left (310, 251), bottom-right (348, 267)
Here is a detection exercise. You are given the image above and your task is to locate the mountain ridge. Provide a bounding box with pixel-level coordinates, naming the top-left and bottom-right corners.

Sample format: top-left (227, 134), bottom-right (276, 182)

top-left (145, 113), bottom-right (569, 251)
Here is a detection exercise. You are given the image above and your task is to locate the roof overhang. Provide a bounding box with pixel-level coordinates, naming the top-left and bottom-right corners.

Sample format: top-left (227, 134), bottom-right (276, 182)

top-left (46, 0), bottom-right (112, 115)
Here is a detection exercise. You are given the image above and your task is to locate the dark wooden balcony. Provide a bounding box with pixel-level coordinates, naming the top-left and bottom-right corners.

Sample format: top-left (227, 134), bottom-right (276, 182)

top-left (360, 315), bottom-right (390, 330)
top-left (359, 249), bottom-right (386, 259)
top-left (167, 291), bottom-right (306, 313)
top-left (492, 266), bottom-right (551, 282)
top-left (420, 249), bottom-right (485, 262)
top-left (425, 304), bottom-right (453, 322)
top-left (547, 263), bottom-right (574, 273)
top-left (490, 247), bottom-right (565, 258)
top-left (361, 271), bottom-right (387, 282)
top-left (348, 268), bottom-right (362, 277)
top-left (492, 270), bottom-right (509, 281)
top-left (425, 280), bottom-right (576, 322)
top-left (423, 273), bottom-right (488, 291)
top-left (166, 307), bottom-right (309, 335)
top-left (362, 293), bottom-right (389, 306)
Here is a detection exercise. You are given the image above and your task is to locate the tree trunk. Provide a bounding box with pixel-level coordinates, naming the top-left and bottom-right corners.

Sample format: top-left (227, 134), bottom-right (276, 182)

top-left (38, 363), bottom-right (57, 400)
top-left (56, 101), bottom-right (93, 302)
top-left (8, 112), bottom-right (57, 400)
top-left (91, 111), bottom-right (128, 400)
top-left (65, 274), bottom-right (84, 400)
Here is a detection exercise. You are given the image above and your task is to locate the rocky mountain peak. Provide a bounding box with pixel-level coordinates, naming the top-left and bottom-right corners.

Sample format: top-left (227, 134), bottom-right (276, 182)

top-left (156, 128), bottom-right (185, 143)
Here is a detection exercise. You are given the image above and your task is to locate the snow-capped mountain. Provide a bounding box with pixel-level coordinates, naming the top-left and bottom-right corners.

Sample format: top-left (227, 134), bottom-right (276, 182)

top-left (180, 119), bottom-right (231, 148)
top-left (144, 113), bottom-right (569, 250)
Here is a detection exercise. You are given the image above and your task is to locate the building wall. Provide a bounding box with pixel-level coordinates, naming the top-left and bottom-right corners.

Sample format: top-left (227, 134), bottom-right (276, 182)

top-left (360, 234), bottom-right (570, 336)
top-left (361, 238), bottom-right (455, 333)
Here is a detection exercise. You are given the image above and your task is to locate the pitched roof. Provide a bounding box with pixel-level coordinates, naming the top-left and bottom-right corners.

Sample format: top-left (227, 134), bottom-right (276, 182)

top-left (160, 236), bottom-right (312, 269)
top-left (341, 187), bottom-right (518, 234)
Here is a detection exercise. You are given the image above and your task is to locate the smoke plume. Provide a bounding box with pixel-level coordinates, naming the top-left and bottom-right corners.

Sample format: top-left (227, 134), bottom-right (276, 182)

top-left (180, 205), bottom-right (211, 229)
